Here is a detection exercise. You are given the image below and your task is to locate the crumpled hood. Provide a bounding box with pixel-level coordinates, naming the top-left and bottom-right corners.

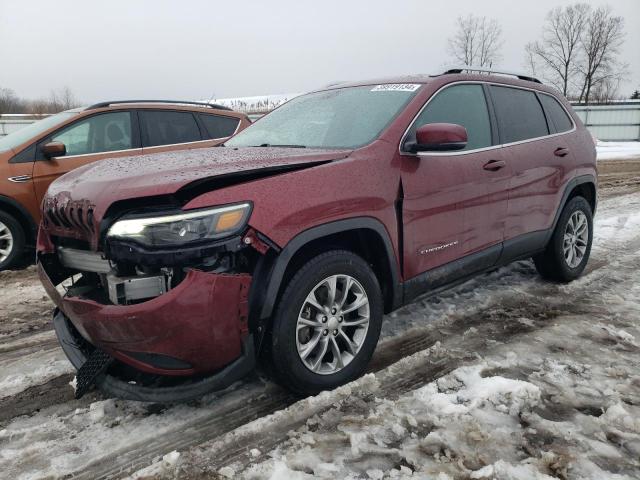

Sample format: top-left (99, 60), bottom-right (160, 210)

top-left (46, 146), bottom-right (351, 214)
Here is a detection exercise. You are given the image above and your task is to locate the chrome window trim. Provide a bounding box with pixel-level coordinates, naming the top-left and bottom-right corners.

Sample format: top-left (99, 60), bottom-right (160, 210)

top-left (142, 139), bottom-right (217, 150)
top-left (50, 147), bottom-right (141, 160)
top-left (398, 80), bottom-right (577, 157)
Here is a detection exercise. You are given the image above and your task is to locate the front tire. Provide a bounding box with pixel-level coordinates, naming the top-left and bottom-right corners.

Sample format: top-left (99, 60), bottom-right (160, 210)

top-left (0, 211), bottom-right (25, 271)
top-left (270, 250), bottom-right (383, 395)
top-left (534, 196), bottom-right (593, 282)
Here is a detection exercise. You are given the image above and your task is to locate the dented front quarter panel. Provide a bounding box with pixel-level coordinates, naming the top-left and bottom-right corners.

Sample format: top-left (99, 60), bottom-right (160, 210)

top-left (184, 140), bottom-right (403, 258)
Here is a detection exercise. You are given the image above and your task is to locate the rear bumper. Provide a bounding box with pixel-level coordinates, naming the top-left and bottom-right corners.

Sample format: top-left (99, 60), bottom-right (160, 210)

top-left (38, 259), bottom-right (253, 377)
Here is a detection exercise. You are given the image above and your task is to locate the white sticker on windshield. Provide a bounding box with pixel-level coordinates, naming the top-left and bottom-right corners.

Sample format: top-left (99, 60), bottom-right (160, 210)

top-left (371, 84), bottom-right (421, 92)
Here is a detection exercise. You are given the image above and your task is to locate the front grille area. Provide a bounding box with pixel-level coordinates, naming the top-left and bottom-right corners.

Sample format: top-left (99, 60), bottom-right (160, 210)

top-left (42, 196), bottom-right (98, 243)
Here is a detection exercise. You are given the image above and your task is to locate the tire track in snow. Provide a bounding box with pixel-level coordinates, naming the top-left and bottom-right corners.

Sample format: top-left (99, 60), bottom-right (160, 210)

top-left (76, 241), bottom-right (640, 479)
top-left (171, 244), bottom-right (640, 478)
top-left (2, 189), bottom-right (640, 479)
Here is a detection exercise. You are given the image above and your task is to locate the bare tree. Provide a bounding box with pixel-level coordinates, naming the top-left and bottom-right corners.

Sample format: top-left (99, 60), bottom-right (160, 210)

top-left (577, 6), bottom-right (626, 103)
top-left (0, 88), bottom-right (23, 115)
top-left (48, 86), bottom-right (80, 111)
top-left (448, 15), bottom-right (503, 67)
top-left (525, 3), bottom-right (590, 96)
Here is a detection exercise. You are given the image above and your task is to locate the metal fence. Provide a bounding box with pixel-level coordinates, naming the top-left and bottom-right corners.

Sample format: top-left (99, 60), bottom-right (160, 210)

top-left (0, 114), bottom-right (50, 137)
top-left (3, 101), bottom-right (640, 141)
top-left (571, 102), bottom-right (640, 141)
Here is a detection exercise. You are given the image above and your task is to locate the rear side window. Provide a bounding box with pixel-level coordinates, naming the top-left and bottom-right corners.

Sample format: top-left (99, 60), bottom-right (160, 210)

top-left (140, 111), bottom-right (202, 147)
top-left (490, 86), bottom-right (549, 143)
top-left (539, 94), bottom-right (573, 133)
top-left (199, 114), bottom-right (240, 139)
top-left (407, 84), bottom-right (492, 151)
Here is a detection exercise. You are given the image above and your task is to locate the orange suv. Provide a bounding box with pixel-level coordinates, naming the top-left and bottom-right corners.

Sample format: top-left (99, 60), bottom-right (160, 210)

top-left (0, 100), bottom-right (250, 270)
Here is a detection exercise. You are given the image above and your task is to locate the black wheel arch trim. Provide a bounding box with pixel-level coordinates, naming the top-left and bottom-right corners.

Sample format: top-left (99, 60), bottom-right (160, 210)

top-left (252, 217), bottom-right (403, 323)
top-left (0, 194), bottom-right (38, 245)
top-left (546, 174), bottom-right (597, 244)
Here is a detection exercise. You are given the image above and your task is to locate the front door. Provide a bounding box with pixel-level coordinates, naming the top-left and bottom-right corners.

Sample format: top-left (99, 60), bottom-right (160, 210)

top-left (400, 83), bottom-right (511, 282)
top-left (32, 111), bottom-right (141, 204)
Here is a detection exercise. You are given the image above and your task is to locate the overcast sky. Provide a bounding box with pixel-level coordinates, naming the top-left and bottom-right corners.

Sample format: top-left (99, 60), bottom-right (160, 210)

top-left (1, 0), bottom-right (638, 103)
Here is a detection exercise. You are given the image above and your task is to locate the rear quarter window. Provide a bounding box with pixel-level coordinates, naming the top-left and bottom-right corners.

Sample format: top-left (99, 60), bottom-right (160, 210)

top-left (198, 114), bottom-right (240, 139)
top-left (539, 94), bottom-right (574, 133)
top-left (490, 86), bottom-right (549, 143)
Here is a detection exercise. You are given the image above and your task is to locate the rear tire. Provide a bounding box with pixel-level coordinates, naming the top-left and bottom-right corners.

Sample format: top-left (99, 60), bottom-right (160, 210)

top-left (533, 196), bottom-right (593, 282)
top-left (270, 250), bottom-right (383, 395)
top-left (0, 211), bottom-right (26, 271)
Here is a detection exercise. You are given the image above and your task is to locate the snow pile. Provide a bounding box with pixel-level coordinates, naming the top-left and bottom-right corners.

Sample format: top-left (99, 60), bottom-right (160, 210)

top-left (596, 141), bottom-right (640, 161)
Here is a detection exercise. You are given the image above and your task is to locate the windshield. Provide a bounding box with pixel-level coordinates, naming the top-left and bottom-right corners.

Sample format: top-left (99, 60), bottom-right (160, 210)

top-left (226, 84), bottom-right (421, 149)
top-left (0, 111), bottom-right (78, 152)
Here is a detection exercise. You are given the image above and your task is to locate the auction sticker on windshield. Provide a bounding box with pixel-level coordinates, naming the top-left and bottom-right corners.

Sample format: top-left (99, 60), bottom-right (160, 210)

top-left (371, 84), bottom-right (421, 92)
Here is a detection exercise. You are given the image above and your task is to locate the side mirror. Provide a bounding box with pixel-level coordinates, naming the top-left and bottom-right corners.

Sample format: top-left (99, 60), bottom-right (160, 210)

top-left (410, 123), bottom-right (467, 152)
top-left (41, 141), bottom-right (66, 159)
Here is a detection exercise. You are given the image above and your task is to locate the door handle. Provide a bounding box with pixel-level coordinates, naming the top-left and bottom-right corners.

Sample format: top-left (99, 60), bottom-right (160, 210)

top-left (554, 147), bottom-right (570, 157)
top-left (482, 160), bottom-right (506, 171)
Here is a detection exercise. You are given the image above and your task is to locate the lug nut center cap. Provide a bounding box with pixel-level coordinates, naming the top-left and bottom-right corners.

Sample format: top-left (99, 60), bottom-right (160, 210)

top-left (327, 317), bottom-right (339, 330)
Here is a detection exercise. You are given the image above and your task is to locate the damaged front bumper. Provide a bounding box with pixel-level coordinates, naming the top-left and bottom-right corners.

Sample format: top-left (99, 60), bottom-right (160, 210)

top-left (37, 222), bottom-right (263, 400)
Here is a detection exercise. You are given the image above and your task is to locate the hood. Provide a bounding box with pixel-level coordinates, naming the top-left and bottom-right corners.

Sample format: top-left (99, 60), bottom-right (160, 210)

top-left (46, 146), bottom-right (351, 212)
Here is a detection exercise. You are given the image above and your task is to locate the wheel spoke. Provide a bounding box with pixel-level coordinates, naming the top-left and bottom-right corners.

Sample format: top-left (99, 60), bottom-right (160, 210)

top-left (338, 330), bottom-right (358, 355)
top-left (325, 276), bottom-right (338, 307)
top-left (297, 316), bottom-right (322, 329)
top-left (341, 316), bottom-right (369, 327)
top-left (341, 294), bottom-right (367, 315)
top-left (0, 248), bottom-right (9, 256)
top-left (566, 247), bottom-right (574, 266)
top-left (311, 338), bottom-right (329, 371)
top-left (299, 332), bottom-right (323, 360)
top-left (329, 337), bottom-right (344, 369)
top-left (337, 276), bottom-right (353, 308)
top-left (305, 291), bottom-right (327, 313)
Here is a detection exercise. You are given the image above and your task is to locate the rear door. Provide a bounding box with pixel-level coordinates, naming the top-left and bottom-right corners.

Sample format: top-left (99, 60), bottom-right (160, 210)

top-left (139, 110), bottom-right (217, 154)
top-left (400, 83), bottom-right (511, 281)
top-left (489, 85), bottom-right (570, 241)
top-left (32, 110), bottom-right (141, 203)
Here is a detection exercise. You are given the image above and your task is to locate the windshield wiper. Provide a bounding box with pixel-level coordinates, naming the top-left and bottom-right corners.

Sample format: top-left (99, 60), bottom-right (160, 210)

top-left (251, 143), bottom-right (307, 148)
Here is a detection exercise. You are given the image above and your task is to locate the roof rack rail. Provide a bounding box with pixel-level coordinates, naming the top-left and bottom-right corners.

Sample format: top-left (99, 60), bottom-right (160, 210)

top-left (85, 100), bottom-right (233, 111)
top-left (442, 66), bottom-right (542, 84)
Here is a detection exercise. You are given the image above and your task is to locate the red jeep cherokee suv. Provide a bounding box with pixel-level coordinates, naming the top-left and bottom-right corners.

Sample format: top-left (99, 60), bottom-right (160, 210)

top-left (37, 68), bottom-right (597, 402)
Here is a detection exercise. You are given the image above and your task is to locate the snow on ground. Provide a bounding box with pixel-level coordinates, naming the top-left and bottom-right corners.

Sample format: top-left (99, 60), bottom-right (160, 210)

top-left (0, 266), bottom-right (51, 339)
top-left (1, 167), bottom-right (640, 478)
top-left (0, 347), bottom-right (72, 400)
top-left (170, 240), bottom-right (640, 480)
top-left (597, 141), bottom-right (640, 161)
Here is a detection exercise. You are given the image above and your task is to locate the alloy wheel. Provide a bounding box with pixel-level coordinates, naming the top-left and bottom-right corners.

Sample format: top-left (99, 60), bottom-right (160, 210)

top-left (295, 274), bottom-right (370, 375)
top-left (0, 221), bottom-right (14, 264)
top-left (563, 210), bottom-right (588, 268)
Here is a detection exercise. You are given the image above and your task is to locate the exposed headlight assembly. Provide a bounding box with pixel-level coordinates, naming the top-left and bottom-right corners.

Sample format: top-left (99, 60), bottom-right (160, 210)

top-left (107, 203), bottom-right (251, 247)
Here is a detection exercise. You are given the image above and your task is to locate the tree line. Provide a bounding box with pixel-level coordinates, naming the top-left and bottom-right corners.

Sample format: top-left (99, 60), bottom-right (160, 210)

top-left (448, 3), bottom-right (634, 102)
top-left (0, 86), bottom-right (80, 115)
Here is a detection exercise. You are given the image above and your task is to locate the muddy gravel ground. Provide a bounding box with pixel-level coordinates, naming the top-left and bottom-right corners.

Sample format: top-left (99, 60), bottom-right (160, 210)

top-left (0, 158), bottom-right (639, 479)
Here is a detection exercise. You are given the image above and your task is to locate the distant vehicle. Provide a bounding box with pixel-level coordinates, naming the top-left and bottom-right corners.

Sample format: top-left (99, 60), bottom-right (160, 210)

top-left (38, 68), bottom-right (597, 402)
top-left (0, 101), bottom-right (250, 270)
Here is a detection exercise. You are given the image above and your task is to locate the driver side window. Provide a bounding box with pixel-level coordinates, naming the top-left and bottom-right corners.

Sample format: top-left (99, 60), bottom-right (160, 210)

top-left (45, 112), bottom-right (132, 157)
top-left (407, 84), bottom-right (492, 151)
